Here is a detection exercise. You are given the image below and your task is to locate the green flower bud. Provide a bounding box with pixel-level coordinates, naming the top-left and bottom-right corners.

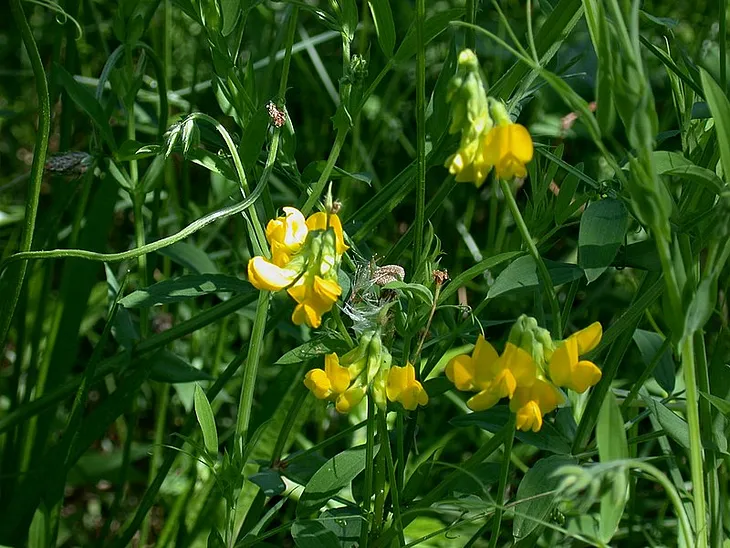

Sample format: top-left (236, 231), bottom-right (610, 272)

top-left (507, 314), bottom-right (555, 369)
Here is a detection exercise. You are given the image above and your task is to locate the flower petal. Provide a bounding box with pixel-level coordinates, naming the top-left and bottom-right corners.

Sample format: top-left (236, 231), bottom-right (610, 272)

top-left (248, 256), bottom-right (300, 291)
top-left (500, 342), bottom-right (537, 388)
top-left (570, 360), bottom-right (602, 393)
top-left (572, 322), bottom-right (602, 354)
top-left (466, 388), bottom-right (501, 411)
top-left (325, 353), bottom-right (350, 394)
top-left (515, 401), bottom-right (543, 432)
top-left (304, 369), bottom-right (331, 399)
top-left (548, 337), bottom-right (579, 389)
top-left (445, 354), bottom-right (476, 391)
top-left (386, 365), bottom-right (408, 402)
top-left (335, 386), bottom-right (365, 413)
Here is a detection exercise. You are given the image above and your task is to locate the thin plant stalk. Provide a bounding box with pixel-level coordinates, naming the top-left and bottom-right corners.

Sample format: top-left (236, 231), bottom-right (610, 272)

top-left (499, 179), bottom-right (562, 338)
top-left (413, 0), bottom-right (427, 273)
top-left (0, 0), bottom-right (52, 351)
top-left (488, 414), bottom-right (515, 548)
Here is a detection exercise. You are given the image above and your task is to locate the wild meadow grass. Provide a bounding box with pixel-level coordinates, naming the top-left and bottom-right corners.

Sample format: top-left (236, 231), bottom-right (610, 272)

top-left (1, 0), bottom-right (729, 546)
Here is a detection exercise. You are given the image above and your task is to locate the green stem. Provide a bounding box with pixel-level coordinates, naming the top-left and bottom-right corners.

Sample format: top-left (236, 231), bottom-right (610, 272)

top-left (0, 0), bottom-right (51, 351)
top-left (269, 382), bottom-right (309, 466)
top-left (488, 414), bottom-right (515, 548)
top-left (466, 0), bottom-right (477, 49)
top-left (373, 413), bottom-right (387, 534)
top-left (300, 129), bottom-right (348, 215)
top-left (413, 0), bottom-right (427, 274)
top-left (0, 185), bottom-right (267, 271)
top-left (695, 332), bottom-right (720, 548)
top-left (186, 113), bottom-right (268, 255)
top-left (379, 410), bottom-right (406, 547)
top-left (499, 179), bottom-right (561, 337)
top-left (720, 0), bottom-right (727, 90)
top-left (681, 335), bottom-right (708, 547)
top-left (630, 460), bottom-right (694, 547)
top-left (361, 396), bottom-right (376, 548)
top-left (234, 290), bottom-right (271, 455)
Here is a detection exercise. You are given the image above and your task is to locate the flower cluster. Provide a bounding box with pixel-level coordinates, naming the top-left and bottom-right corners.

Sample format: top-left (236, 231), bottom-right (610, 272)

top-left (446, 315), bottom-right (602, 432)
top-left (445, 49), bottom-right (534, 187)
top-left (304, 330), bottom-right (428, 413)
top-left (248, 206), bottom-right (348, 328)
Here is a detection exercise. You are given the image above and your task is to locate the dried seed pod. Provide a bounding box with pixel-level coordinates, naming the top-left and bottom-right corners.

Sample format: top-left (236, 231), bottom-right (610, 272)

top-left (44, 151), bottom-right (92, 177)
top-left (266, 101), bottom-right (287, 128)
top-left (371, 265), bottom-right (406, 286)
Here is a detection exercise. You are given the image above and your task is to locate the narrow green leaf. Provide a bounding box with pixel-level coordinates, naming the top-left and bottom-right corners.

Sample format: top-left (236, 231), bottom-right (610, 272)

top-left (120, 274), bottom-right (253, 308)
top-left (487, 256), bottom-right (584, 299)
top-left (394, 9), bottom-right (464, 64)
top-left (54, 63), bottom-right (116, 149)
top-left (578, 198), bottom-right (628, 283)
top-left (275, 335), bottom-right (351, 365)
top-left (700, 68), bottom-right (730, 181)
top-left (221, 0), bottom-right (242, 36)
top-left (641, 393), bottom-right (690, 449)
top-left (701, 391), bottom-right (730, 416)
top-left (28, 509), bottom-right (47, 548)
top-left (160, 242), bottom-right (219, 274)
top-left (439, 251), bottom-right (523, 302)
top-left (194, 384), bottom-right (218, 456)
top-left (149, 350), bottom-right (214, 383)
top-left (368, 0), bottom-right (396, 57)
top-left (381, 281), bottom-right (433, 304)
top-left (297, 444), bottom-right (379, 517)
top-left (513, 455), bottom-right (577, 539)
top-left (596, 391), bottom-right (629, 543)
top-left (633, 329), bottom-right (675, 393)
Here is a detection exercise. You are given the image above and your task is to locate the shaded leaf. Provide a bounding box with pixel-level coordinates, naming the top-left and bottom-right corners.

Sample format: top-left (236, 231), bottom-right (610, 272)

top-left (297, 444), bottom-right (379, 517)
top-left (487, 256), bottom-right (584, 299)
top-left (513, 455), bottom-right (576, 539)
top-left (291, 520), bottom-right (340, 548)
top-left (368, 0), bottom-right (396, 57)
top-left (276, 335), bottom-right (351, 365)
top-left (596, 391), bottom-right (629, 543)
top-left (160, 242), bottom-right (219, 274)
top-left (249, 469), bottom-right (286, 497)
top-left (451, 407), bottom-right (572, 454)
top-left (578, 198), bottom-right (628, 283)
top-left (149, 350), bottom-right (214, 383)
top-left (194, 384), bottom-right (218, 456)
top-left (641, 393), bottom-right (690, 449)
top-left (633, 329), bottom-right (674, 393)
top-left (120, 274), bottom-right (253, 308)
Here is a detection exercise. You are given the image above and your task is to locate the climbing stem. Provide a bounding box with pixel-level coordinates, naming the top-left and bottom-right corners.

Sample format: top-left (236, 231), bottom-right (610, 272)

top-left (499, 179), bottom-right (562, 337)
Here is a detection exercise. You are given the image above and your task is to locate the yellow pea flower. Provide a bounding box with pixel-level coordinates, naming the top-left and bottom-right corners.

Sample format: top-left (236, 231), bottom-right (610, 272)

top-left (247, 255), bottom-right (304, 291)
top-left (386, 364), bottom-right (428, 411)
top-left (266, 206), bottom-right (309, 266)
top-left (306, 212), bottom-right (349, 256)
top-left (446, 337), bottom-right (537, 412)
top-left (304, 353), bottom-right (352, 401)
top-left (509, 379), bottom-right (565, 432)
top-left (336, 385), bottom-right (366, 413)
top-left (247, 205), bottom-right (348, 329)
top-left (482, 123), bottom-right (534, 180)
top-left (288, 275), bottom-right (342, 328)
top-left (548, 322), bottom-right (603, 393)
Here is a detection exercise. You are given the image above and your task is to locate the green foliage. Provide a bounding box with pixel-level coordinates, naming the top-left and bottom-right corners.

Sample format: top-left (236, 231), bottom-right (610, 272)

top-left (0, 1), bottom-right (728, 547)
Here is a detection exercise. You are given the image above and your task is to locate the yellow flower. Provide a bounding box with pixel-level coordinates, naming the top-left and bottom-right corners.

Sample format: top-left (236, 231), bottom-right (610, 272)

top-left (304, 353), bottom-right (366, 414)
top-left (266, 206), bottom-right (309, 266)
top-left (446, 337), bottom-right (537, 411)
top-left (335, 386), bottom-right (366, 413)
top-left (304, 352), bottom-right (352, 399)
top-left (247, 255), bottom-right (303, 291)
top-left (306, 212), bottom-right (349, 256)
top-left (548, 322), bottom-right (603, 393)
top-left (247, 206), bottom-right (348, 328)
top-left (386, 363), bottom-right (428, 410)
top-left (482, 123), bottom-right (534, 180)
top-left (288, 275), bottom-right (342, 328)
top-left (509, 379), bottom-right (565, 432)
top-left (446, 134), bottom-right (494, 188)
